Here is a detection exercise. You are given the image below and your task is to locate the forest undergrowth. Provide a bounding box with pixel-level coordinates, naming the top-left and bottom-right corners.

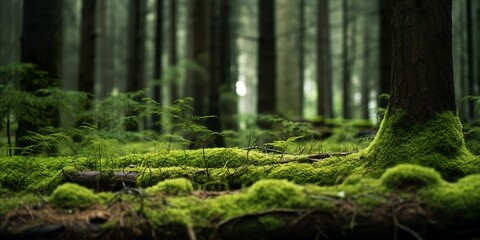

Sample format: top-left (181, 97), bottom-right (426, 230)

top-left (2, 64), bottom-right (480, 239)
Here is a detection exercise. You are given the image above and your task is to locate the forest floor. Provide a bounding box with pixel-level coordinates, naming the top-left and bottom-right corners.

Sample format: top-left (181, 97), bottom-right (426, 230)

top-left (1, 124), bottom-right (480, 239)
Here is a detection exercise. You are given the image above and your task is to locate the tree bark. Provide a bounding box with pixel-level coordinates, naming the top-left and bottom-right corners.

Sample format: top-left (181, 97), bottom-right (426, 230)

top-left (185, 0), bottom-right (209, 117)
top-left (378, 0), bottom-right (392, 111)
top-left (16, 0), bottom-right (63, 155)
top-left (126, 0), bottom-right (146, 131)
top-left (78, 0), bottom-right (97, 109)
top-left (277, 0), bottom-right (302, 118)
top-left (206, 0), bottom-right (231, 147)
top-left (360, 22), bottom-right (371, 120)
top-left (342, 0), bottom-right (351, 119)
top-left (257, 0), bottom-right (276, 114)
top-left (388, 0), bottom-right (455, 122)
top-left (317, 0), bottom-right (333, 119)
top-left (364, 0), bottom-right (467, 177)
top-left (169, 0), bottom-right (179, 102)
top-left (152, 0), bottom-right (163, 132)
top-left (466, 0), bottom-right (476, 121)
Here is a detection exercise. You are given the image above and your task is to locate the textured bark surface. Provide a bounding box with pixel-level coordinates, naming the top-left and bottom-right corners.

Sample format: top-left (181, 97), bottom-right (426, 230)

top-left (257, 0), bottom-right (276, 114)
top-left (389, 0), bottom-right (455, 123)
top-left (379, 0), bottom-right (392, 110)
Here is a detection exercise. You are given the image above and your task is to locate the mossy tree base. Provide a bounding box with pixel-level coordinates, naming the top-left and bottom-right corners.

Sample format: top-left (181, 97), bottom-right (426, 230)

top-left (361, 110), bottom-right (479, 180)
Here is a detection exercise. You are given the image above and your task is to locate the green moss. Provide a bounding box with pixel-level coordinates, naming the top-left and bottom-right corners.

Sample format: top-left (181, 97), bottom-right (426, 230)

top-left (49, 183), bottom-right (99, 209)
top-left (145, 178), bottom-right (193, 196)
top-left (116, 148), bottom-right (305, 169)
top-left (422, 174), bottom-right (480, 219)
top-left (0, 194), bottom-right (40, 215)
top-left (243, 179), bottom-right (306, 209)
top-left (363, 110), bottom-right (479, 179)
top-left (381, 164), bottom-right (442, 190)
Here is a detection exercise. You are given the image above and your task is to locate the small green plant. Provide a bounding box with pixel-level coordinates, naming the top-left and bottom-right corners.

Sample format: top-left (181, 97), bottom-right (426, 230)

top-left (265, 135), bottom-right (305, 155)
top-left (138, 97), bottom-right (222, 151)
top-left (0, 62), bottom-right (89, 156)
top-left (18, 130), bottom-right (72, 156)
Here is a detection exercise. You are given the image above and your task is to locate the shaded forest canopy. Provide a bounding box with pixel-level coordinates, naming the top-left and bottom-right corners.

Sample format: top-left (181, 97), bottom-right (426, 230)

top-left (2, 0), bottom-right (480, 239)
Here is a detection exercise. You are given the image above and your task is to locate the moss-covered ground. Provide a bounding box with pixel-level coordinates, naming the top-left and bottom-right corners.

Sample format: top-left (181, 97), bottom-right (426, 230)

top-left (1, 112), bottom-right (480, 239)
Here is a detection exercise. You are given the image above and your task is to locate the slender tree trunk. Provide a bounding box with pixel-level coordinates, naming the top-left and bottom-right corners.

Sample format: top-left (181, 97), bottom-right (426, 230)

top-left (206, 0), bottom-right (226, 147)
top-left (257, 0), bottom-right (276, 114)
top-left (78, 0), bottom-right (97, 111)
top-left (298, 0), bottom-right (305, 117)
top-left (342, 0), bottom-right (351, 119)
top-left (378, 0), bottom-right (392, 112)
top-left (185, 0), bottom-right (209, 117)
top-left (277, 0), bottom-right (302, 118)
top-left (99, 0), bottom-right (111, 98)
top-left (126, 0), bottom-right (146, 131)
top-left (152, 0), bottom-right (163, 132)
top-left (317, 0), bottom-right (333, 119)
top-left (466, 0), bottom-right (475, 121)
top-left (17, 0), bottom-right (63, 155)
top-left (224, 0), bottom-right (239, 131)
top-left (169, 0), bottom-right (179, 102)
top-left (361, 22), bottom-right (371, 120)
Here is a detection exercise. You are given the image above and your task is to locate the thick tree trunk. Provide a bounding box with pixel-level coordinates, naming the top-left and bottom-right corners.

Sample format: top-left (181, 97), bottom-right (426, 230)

top-left (16, 0), bottom-right (63, 155)
top-left (364, 0), bottom-right (470, 179)
top-left (388, 0), bottom-right (455, 122)
top-left (257, 0), bottom-right (276, 114)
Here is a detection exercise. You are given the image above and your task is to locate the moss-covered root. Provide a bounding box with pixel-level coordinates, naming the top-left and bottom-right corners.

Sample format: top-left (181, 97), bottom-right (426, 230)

top-left (362, 110), bottom-right (479, 179)
top-left (145, 178), bottom-right (193, 196)
top-left (49, 183), bottom-right (100, 209)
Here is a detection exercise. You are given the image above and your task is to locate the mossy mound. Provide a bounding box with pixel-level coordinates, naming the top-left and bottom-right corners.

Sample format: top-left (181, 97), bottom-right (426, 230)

top-left (243, 179), bottom-right (306, 209)
top-left (49, 183), bottom-right (100, 209)
top-left (424, 174), bottom-right (480, 219)
top-left (381, 164), bottom-right (442, 190)
top-left (145, 178), bottom-right (193, 196)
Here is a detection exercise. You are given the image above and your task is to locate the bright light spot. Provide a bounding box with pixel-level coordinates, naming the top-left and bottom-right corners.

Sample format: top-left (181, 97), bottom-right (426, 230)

top-left (236, 81), bottom-right (247, 97)
top-left (111, 87), bottom-right (119, 96)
